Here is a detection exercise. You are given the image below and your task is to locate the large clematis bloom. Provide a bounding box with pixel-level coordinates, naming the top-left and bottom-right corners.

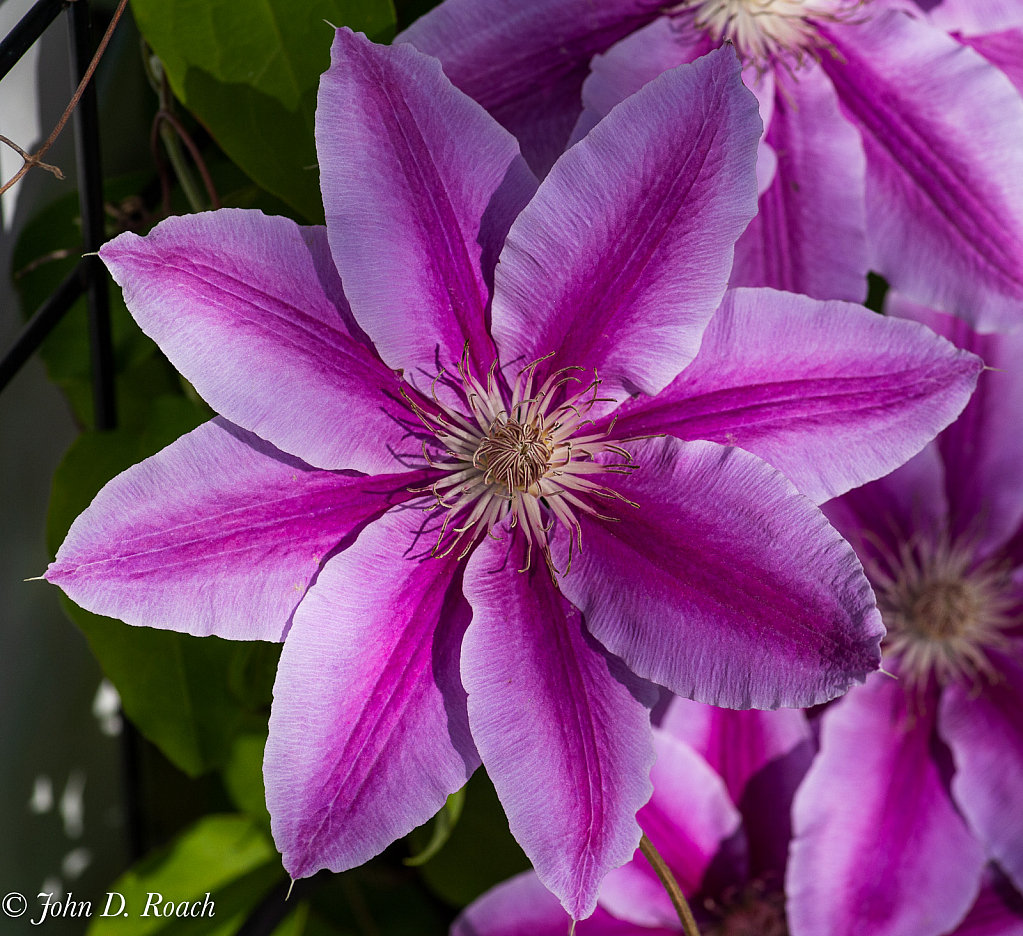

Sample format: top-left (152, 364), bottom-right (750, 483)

top-left (790, 300), bottom-right (1023, 936)
top-left (45, 34), bottom-right (981, 919)
top-left (400, 0), bottom-right (1023, 328)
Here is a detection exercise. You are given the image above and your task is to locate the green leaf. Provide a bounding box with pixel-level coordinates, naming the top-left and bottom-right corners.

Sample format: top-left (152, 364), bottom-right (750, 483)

top-left (404, 787), bottom-right (465, 867)
top-left (86, 814), bottom-right (283, 936)
top-left (131, 0), bottom-right (398, 222)
top-left (222, 731), bottom-right (271, 829)
top-left (408, 769), bottom-right (530, 907)
top-left (69, 604), bottom-right (249, 777)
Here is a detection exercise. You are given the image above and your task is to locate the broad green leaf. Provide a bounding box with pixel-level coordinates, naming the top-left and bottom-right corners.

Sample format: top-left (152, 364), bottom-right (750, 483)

top-left (131, 0), bottom-right (398, 221)
top-left (69, 604), bottom-right (247, 778)
top-left (222, 732), bottom-right (271, 829)
top-left (408, 769), bottom-right (530, 907)
top-left (86, 814), bottom-right (283, 936)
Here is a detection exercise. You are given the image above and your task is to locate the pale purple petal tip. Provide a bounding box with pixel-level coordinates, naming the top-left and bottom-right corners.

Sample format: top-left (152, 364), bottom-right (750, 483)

top-left (492, 46), bottom-right (761, 404)
top-left (462, 532), bottom-right (656, 920)
top-left (99, 211), bottom-right (408, 474)
top-left (266, 508), bottom-right (479, 878)
top-left (46, 419), bottom-right (424, 641)
top-left (317, 29), bottom-right (518, 381)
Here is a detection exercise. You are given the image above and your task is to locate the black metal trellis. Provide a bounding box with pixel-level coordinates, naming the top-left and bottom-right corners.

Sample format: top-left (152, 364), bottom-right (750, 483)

top-left (0, 9), bottom-right (327, 929)
top-left (0, 0), bottom-right (141, 862)
top-left (0, 0), bottom-right (114, 426)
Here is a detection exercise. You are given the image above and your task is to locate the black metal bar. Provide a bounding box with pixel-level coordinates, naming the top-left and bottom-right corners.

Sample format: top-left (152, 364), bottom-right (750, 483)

top-left (67, 0), bottom-right (115, 431)
top-left (0, 0), bottom-right (65, 83)
top-left (0, 259), bottom-right (87, 391)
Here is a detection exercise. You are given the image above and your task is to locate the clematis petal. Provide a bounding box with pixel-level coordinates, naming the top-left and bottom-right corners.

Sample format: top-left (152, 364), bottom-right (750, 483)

top-left (492, 47), bottom-right (760, 403)
top-left (558, 436), bottom-right (883, 710)
top-left (731, 63), bottom-right (869, 302)
top-left (930, 0), bottom-right (1023, 35)
top-left (820, 10), bottom-right (1023, 331)
top-left (661, 697), bottom-right (811, 807)
top-left (569, 18), bottom-right (717, 146)
top-left (452, 871), bottom-right (669, 936)
top-left (265, 507), bottom-right (478, 879)
top-left (822, 445), bottom-right (949, 569)
top-left (606, 288), bottom-right (981, 505)
top-left (45, 418), bottom-right (427, 641)
top-left (661, 699), bottom-right (813, 878)
top-left (951, 869), bottom-right (1023, 936)
top-left (788, 674), bottom-right (987, 936)
top-left (461, 532), bottom-right (656, 920)
top-left (941, 645), bottom-right (1023, 894)
top-left (888, 296), bottom-right (1023, 554)
top-left (316, 29), bottom-right (520, 381)
top-left (599, 728), bottom-right (743, 928)
top-left (100, 211), bottom-right (408, 474)
top-left (959, 30), bottom-right (1023, 95)
top-left (398, 0), bottom-right (667, 176)
top-left (662, 699), bottom-right (814, 883)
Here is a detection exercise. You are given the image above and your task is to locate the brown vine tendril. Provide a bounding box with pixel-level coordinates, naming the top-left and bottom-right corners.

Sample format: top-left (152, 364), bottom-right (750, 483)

top-left (150, 108), bottom-right (222, 215)
top-left (639, 833), bottom-right (702, 936)
top-left (0, 0), bottom-right (131, 198)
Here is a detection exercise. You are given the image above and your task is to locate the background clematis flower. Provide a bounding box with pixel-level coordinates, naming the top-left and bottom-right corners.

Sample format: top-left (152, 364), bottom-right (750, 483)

top-left (451, 698), bottom-right (1023, 936)
top-left (789, 301), bottom-right (1023, 936)
top-left (400, 0), bottom-right (1023, 328)
top-left (43, 32), bottom-right (981, 920)
top-left (450, 697), bottom-right (815, 935)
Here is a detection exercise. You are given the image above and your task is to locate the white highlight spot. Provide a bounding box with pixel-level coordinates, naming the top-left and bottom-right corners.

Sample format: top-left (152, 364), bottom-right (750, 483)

top-left (61, 848), bottom-right (92, 881)
top-left (59, 770), bottom-right (86, 839)
top-left (92, 679), bottom-right (123, 737)
top-left (29, 776), bottom-right (53, 814)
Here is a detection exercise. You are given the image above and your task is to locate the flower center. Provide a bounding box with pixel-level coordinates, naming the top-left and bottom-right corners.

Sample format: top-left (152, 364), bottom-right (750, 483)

top-left (870, 534), bottom-right (1018, 690)
top-left (706, 881), bottom-right (788, 936)
top-left (907, 580), bottom-right (979, 641)
top-left (401, 350), bottom-right (643, 577)
top-left (666, 0), bottom-right (866, 69)
top-left (474, 419), bottom-right (553, 493)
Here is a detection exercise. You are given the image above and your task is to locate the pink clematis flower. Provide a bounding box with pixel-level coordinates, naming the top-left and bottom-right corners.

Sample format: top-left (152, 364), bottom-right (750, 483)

top-left (400, 0), bottom-right (1023, 329)
top-left (789, 300), bottom-right (1023, 936)
top-left (45, 34), bottom-right (980, 918)
top-left (453, 698), bottom-right (1023, 936)
top-left (451, 698), bottom-right (815, 935)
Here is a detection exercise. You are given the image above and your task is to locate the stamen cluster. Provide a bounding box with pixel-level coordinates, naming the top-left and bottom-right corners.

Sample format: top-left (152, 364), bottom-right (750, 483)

top-left (705, 879), bottom-right (788, 936)
top-left (401, 351), bottom-right (642, 577)
top-left (869, 533), bottom-right (1018, 691)
top-left (667, 0), bottom-right (866, 70)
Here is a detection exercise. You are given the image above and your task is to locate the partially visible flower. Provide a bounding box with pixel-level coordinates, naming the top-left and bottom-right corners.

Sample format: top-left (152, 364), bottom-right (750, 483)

top-left (451, 698), bottom-right (1023, 936)
top-left (401, 0), bottom-right (1023, 329)
top-left (789, 301), bottom-right (1023, 936)
top-left (44, 34), bottom-right (979, 920)
top-left (451, 697), bottom-right (815, 935)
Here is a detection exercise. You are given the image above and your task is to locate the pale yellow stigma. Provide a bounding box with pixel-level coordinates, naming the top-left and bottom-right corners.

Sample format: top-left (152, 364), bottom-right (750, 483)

top-left (401, 349), bottom-right (644, 579)
top-left (667, 0), bottom-right (867, 69)
top-left (869, 533), bottom-right (1018, 694)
